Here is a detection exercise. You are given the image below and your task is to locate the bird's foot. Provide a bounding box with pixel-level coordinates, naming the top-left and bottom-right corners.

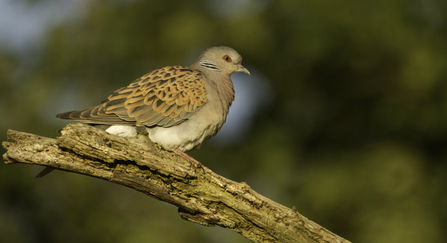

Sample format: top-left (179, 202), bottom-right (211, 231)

top-left (135, 123), bottom-right (149, 136)
top-left (173, 148), bottom-right (202, 168)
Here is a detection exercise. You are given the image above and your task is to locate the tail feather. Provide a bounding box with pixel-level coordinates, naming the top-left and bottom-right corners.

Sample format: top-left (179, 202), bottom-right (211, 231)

top-left (35, 167), bottom-right (55, 178)
top-left (56, 106), bottom-right (135, 125)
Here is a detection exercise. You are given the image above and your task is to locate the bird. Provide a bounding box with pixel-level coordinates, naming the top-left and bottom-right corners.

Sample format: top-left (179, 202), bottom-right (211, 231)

top-left (36, 46), bottom-right (250, 178)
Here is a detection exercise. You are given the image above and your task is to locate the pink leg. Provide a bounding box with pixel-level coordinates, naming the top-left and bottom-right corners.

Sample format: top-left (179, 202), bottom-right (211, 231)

top-left (173, 148), bottom-right (202, 166)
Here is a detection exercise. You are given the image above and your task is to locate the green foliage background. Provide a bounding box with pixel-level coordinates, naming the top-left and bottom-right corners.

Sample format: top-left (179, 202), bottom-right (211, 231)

top-left (1, 0), bottom-right (447, 242)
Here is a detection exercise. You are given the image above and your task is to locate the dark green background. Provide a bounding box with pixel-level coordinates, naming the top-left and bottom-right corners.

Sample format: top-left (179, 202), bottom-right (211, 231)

top-left (1, 0), bottom-right (446, 242)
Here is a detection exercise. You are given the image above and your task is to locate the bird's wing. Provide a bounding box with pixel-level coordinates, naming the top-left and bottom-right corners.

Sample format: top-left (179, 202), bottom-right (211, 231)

top-left (57, 66), bottom-right (208, 127)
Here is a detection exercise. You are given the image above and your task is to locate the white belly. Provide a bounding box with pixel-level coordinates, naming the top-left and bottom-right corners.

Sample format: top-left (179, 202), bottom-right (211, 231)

top-left (105, 107), bottom-right (225, 152)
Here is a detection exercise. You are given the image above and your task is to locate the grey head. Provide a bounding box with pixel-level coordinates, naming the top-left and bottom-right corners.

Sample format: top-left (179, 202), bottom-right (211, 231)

top-left (192, 46), bottom-right (250, 76)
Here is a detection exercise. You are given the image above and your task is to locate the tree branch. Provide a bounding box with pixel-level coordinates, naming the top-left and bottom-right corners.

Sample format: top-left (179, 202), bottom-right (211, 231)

top-left (2, 123), bottom-right (350, 243)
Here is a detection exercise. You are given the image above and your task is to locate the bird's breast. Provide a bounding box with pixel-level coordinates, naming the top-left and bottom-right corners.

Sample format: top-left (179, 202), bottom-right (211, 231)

top-left (146, 100), bottom-right (228, 152)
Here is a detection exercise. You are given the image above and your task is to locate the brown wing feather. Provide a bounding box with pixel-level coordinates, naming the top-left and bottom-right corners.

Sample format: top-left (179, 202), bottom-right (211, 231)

top-left (57, 66), bottom-right (207, 128)
top-left (56, 104), bottom-right (135, 125)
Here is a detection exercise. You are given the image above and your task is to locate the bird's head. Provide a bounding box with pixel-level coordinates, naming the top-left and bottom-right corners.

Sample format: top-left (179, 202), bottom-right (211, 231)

top-left (195, 46), bottom-right (250, 76)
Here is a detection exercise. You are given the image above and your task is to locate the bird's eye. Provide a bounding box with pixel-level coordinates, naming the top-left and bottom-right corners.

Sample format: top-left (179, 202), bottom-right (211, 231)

top-left (223, 55), bottom-right (232, 63)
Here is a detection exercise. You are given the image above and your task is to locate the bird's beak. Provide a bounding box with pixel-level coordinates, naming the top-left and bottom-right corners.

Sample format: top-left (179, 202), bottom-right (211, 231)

top-left (237, 64), bottom-right (251, 76)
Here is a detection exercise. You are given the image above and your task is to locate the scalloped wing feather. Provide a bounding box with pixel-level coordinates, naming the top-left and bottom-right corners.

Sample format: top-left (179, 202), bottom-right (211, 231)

top-left (105, 66), bottom-right (207, 127)
top-left (56, 66), bottom-right (207, 127)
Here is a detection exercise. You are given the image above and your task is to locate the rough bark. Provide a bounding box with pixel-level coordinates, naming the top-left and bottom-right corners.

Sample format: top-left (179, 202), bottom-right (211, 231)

top-left (2, 123), bottom-right (350, 243)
